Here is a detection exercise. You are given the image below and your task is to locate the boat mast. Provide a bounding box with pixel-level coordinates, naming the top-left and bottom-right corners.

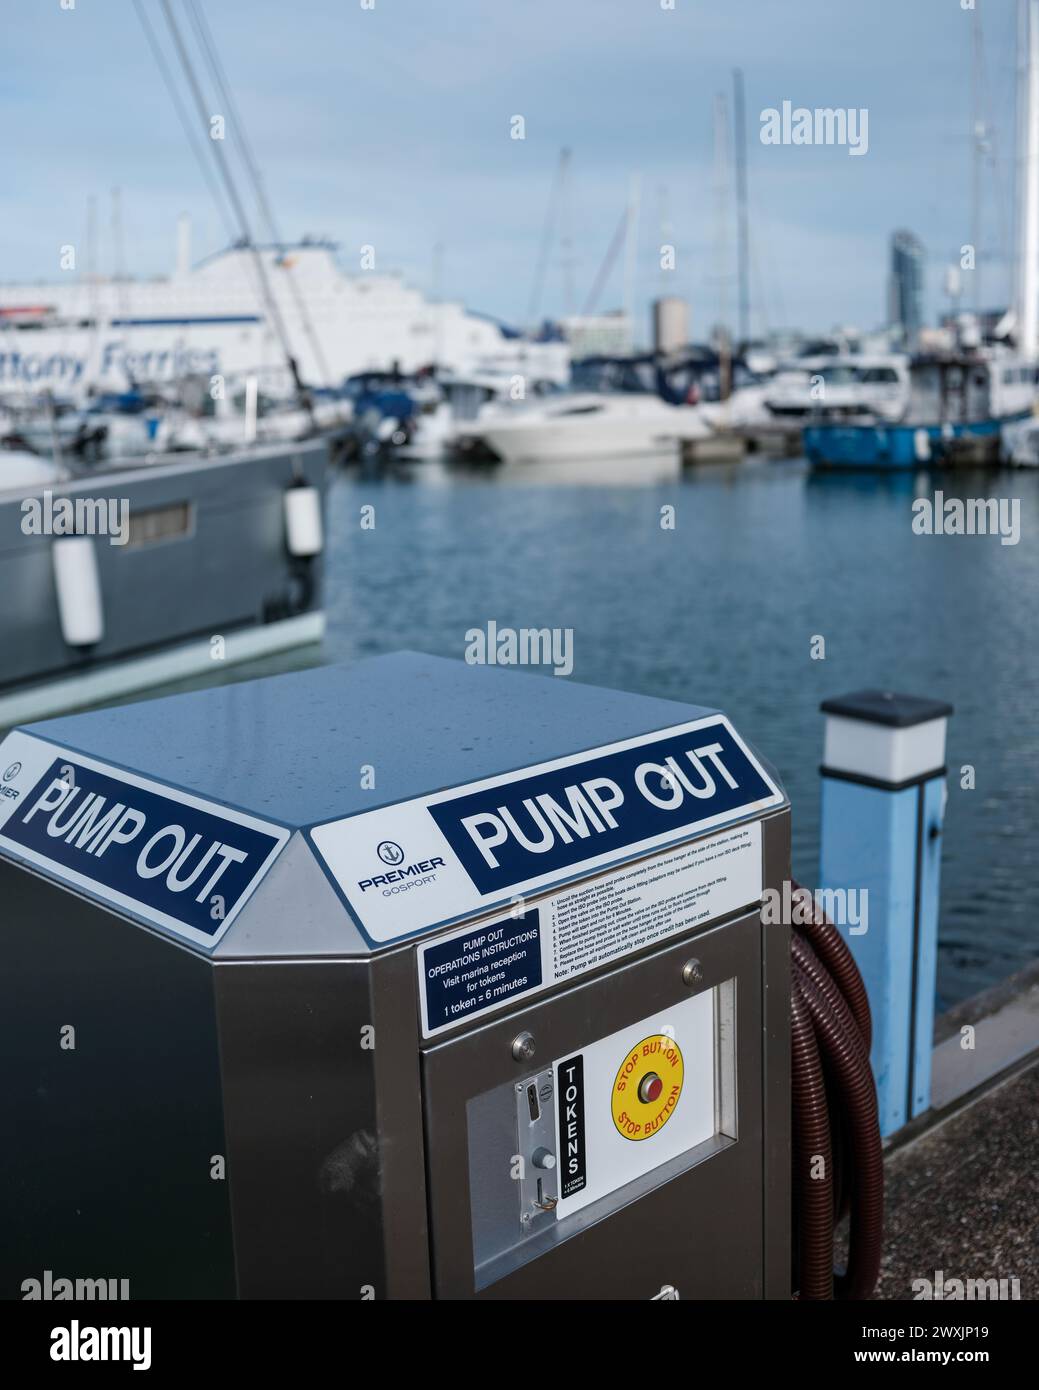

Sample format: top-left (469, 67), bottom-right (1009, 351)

top-left (733, 68), bottom-right (750, 348)
top-left (527, 148), bottom-right (570, 337)
top-left (970, 8), bottom-right (982, 315)
top-left (623, 172), bottom-right (641, 352)
top-left (111, 187), bottom-right (130, 320)
top-left (713, 91), bottom-right (733, 401)
top-left (432, 240), bottom-right (445, 372)
top-left (560, 151), bottom-right (577, 319)
top-left (1017, 0), bottom-right (1039, 359)
top-left (85, 194), bottom-right (102, 395)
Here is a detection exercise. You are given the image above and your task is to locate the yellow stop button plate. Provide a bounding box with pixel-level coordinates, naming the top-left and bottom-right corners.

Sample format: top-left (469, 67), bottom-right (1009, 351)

top-left (611, 1033), bottom-right (684, 1141)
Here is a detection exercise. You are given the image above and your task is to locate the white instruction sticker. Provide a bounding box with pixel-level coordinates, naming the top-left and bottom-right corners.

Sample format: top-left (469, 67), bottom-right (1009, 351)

top-left (553, 991), bottom-right (717, 1218)
top-left (418, 820), bottom-right (761, 1037)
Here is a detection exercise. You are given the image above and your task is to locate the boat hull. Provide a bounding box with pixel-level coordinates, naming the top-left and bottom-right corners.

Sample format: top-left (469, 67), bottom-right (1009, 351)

top-left (0, 440), bottom-right (328, 721)
top-left (803, 414), bottom-right (1030, 469)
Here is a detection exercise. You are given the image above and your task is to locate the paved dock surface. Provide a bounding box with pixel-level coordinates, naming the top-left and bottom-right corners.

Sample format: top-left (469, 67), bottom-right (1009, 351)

top-left (875, 1056), bottom-right (1039, 1300)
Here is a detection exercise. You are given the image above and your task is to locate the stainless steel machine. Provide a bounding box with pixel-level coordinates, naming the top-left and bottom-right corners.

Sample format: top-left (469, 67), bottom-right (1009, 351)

top-left (0, 653), bottom-right (791, 1300)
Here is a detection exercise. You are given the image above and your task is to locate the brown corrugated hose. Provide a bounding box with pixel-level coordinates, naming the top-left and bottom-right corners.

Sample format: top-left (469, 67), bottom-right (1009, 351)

top-left (791, 980), bottom-right (834, 1300)
top-left (793, 882), bottom-right (873, 1054)
top-left (789, 885), bottom-right (883, 1300)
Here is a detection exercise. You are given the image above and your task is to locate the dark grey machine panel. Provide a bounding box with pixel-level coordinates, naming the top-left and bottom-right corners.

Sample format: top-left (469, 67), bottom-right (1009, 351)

top-left (0, 860), bottom-right (236, 1301)
top-left (0, 655), bottom-right (791, 1300)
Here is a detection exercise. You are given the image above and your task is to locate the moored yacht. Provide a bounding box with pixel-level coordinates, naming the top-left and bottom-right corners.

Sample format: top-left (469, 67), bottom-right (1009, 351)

top-left (450, 391), bottom-right (713, 475)
top-left (0, 437), bottom-right (329, 725)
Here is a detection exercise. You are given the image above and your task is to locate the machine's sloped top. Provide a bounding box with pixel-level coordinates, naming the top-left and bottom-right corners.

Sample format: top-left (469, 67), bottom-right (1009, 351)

top-left (0, 655), bottom-right (787, 956)
top-left (20, 653), bottom-right (722, 825)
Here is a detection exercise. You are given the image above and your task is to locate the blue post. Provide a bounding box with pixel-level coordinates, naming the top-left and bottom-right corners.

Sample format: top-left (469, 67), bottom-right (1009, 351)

top-left (818, 691), bottom-right (952, 1138)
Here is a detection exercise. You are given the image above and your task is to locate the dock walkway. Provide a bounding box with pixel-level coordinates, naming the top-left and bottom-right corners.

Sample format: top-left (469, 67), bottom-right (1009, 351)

top-left (877, 1053), bottom-right (1039, 1300)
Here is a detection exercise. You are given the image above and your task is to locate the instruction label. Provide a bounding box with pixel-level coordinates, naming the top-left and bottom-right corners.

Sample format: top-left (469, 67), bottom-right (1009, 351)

top-left (418, 820), bottom-right (761, 1037)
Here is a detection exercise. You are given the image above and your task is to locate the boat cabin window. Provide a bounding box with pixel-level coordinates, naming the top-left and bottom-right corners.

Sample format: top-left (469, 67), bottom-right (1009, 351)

top-left (1002, 365), bottom-right (1035, 385)
top-left (126, 502), bottom-right (193, 548)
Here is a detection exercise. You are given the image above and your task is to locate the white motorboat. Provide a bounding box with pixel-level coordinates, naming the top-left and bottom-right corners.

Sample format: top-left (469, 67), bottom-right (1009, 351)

top-left (764, 355), bottom-right (911, 423)
top-left (452, 392), bottom-right (713, 469)
top-left (698, 382), bottom-right (774, 431)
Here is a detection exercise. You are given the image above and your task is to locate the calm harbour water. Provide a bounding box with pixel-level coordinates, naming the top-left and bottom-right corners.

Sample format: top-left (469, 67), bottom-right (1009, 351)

top-left (322, 456), bottom-right (1038, 1012)
top-left (75, 456), bottom-right (1039, 1011)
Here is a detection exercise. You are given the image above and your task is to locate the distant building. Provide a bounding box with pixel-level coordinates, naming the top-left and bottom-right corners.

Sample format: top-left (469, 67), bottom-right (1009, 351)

top-left (652, 297), bottom-right (689, 354)
top-left (559, 311), bottom-right (633, 359)
top-left (888, 230), bottom-right (925, 345)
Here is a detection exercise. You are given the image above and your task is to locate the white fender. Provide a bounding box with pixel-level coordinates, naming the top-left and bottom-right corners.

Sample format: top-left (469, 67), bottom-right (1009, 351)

top-left (52, 537), bottom-right (104, 646)
top-left (284, 485), bottom-right (323, 558)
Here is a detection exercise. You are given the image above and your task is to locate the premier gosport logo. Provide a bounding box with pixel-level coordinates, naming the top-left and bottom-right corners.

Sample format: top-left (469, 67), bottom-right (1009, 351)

top-left (357, 840), bottom-right (446, 896)
top-left (1, 762), bottom-right (22, 801)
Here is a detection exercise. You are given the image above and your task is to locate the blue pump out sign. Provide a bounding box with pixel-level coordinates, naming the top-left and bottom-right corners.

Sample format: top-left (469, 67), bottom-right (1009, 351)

top-left (0, 740), bottom-right (289, 950)
top-left (430, 721), bottom-right (773, 895)
top-left (310, 714), bottom-right (784, 944)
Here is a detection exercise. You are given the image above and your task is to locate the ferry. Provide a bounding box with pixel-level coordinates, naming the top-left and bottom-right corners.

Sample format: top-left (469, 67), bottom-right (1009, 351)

top-left (0, 231), bottom-right (570, 401)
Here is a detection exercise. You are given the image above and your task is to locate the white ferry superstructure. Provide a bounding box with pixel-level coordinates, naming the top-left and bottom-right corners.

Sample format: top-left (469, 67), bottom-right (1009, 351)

top-left (0, 231), bottom-right (569, 398)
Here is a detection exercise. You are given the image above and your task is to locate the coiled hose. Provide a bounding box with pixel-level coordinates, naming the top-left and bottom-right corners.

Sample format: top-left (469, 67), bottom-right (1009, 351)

top-left (790, 883), bottom-right (883, 1300)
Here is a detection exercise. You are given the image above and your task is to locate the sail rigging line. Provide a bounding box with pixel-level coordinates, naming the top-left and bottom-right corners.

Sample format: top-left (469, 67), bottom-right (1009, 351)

top-left (182, 0), bottom-right (333, 390)
top-left (134, 0), bottom-right (271, 355)
top-left (131, 0), bottom-right (237, 244)
top-left (156, 0), bottom-right (310, 411)
top-left (580, 206), bottom-right (628, 317)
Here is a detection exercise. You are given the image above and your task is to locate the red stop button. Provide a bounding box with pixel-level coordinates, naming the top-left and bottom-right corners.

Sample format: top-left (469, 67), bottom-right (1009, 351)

top-left (638, 1072), bottom-right (663, 1104)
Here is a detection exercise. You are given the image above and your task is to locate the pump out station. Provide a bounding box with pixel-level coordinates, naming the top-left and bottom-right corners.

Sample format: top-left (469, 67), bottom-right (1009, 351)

top-left (1, 653), bottom-right (793, 1300)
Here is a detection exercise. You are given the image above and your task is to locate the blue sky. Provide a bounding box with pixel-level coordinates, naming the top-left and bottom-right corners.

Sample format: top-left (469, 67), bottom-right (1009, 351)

top-left (1, 0), bottom-right (1021, 341)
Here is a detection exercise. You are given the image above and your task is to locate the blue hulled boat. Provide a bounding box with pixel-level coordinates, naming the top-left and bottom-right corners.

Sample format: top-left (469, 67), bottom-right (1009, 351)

top-left (804, 352), bottom-right (1036, 469)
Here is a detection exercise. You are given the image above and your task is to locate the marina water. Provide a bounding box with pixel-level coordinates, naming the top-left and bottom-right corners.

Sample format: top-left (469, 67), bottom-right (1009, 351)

top-left (41, 457), bottom-right (1039, 1013)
